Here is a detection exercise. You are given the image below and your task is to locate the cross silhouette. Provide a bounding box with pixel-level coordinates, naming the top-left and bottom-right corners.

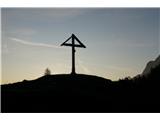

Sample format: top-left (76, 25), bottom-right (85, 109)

top-left (61, 34), bottom-right (86, 74)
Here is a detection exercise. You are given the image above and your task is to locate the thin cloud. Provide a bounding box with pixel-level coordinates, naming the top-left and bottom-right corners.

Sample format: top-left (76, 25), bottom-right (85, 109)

top-left (10, 37), bottom-right (63, 49)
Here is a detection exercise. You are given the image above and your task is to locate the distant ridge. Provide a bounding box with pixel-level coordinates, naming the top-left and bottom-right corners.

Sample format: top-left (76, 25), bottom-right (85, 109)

top-left (142, 55), bottom-right (160, 75)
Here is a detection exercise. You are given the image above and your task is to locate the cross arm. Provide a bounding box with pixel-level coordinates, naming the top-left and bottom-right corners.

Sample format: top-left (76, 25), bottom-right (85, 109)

top-left (61, 36), bottom-right (72, 46)
top-left (61, 43), bottom-right (86, 48)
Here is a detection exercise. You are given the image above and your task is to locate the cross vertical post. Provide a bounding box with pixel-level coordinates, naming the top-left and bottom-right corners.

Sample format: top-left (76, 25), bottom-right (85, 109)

top-left (71, 34), bottom-right (76, 74)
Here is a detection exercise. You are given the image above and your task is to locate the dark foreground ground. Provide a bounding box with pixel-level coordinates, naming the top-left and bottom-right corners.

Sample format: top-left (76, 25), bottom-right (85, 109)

top-left (1, 65), bottom-right (160, 113)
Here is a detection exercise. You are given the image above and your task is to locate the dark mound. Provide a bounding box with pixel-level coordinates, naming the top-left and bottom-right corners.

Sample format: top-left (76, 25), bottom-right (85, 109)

top-left (1, 74), bottom-right (112, 112)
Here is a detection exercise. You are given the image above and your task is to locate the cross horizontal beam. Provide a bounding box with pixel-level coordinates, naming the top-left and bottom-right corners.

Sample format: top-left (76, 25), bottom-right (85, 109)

top-left (61, 43), bottom-right (86, 48)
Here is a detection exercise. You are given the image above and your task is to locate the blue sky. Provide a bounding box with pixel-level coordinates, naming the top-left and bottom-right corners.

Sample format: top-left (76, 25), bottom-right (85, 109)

top-left (2, 8), bottom-right (159, 84)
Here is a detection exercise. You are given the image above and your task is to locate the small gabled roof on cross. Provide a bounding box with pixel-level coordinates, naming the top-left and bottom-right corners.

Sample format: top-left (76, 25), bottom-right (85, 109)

top-left (61, 34), bottom-right (86, 48)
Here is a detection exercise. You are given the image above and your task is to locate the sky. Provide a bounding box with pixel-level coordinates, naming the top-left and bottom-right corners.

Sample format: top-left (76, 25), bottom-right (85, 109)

top-left (1, 8), bottom-right (159, 84)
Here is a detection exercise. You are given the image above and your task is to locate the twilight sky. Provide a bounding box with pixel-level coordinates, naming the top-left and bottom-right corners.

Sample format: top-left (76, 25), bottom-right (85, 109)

top-left (1, 8), bottom-right (159, 84)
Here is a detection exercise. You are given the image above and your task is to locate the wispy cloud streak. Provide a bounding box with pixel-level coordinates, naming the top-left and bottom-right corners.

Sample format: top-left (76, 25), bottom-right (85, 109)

top-left (10, 37), bottom-right (63, 49)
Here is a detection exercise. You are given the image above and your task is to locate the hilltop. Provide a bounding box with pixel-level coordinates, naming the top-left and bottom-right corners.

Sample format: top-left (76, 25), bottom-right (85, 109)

top-left (2, 74), bottom-right (113, 112)
top-left (2, 74), bottom-right (112, 96)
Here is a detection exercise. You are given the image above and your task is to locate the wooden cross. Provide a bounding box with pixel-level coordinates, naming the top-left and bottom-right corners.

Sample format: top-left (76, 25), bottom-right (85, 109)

top-left (61, 34), bottom-right (86, 74)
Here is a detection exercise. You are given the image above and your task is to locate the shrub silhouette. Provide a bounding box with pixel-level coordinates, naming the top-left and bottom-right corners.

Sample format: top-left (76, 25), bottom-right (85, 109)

top-left (44, 68), bottom-right (51, 76)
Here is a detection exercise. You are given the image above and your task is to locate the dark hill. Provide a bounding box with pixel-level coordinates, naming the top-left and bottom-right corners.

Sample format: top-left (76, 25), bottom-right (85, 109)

top-left (1, 64), bottom-right (160, 113)
top-left (2, 74), bottom-right (113, 112)
top-left (2, 74), bottom-right (112, 95)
